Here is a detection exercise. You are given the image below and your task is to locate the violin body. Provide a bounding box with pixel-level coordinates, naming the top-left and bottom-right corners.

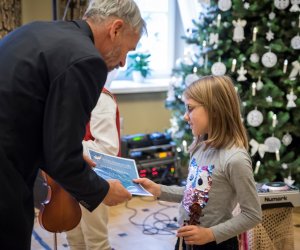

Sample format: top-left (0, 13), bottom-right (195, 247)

top-left (38, 171), bottom-right (82, 233)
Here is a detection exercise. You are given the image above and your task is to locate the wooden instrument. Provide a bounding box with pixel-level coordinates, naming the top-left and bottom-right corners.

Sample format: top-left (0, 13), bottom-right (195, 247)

top-left (38, 171), bottom-right (82, 249)
top-left (180, 202), bottom-right (202, 250)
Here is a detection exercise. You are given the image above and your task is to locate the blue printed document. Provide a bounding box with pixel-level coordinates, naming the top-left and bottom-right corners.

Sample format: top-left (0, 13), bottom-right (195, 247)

top-left (88, 149), bottom-right (152, 196)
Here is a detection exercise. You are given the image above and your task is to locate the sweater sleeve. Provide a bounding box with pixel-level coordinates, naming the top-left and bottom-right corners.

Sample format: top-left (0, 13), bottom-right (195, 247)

top-left (160, 185), bottom-right (185, 203)
top-left (211, 151), bottom-right (262, 243)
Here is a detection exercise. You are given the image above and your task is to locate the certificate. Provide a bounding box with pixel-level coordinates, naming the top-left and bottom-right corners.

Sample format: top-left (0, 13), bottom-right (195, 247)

top-left (88, 149), bottom-right (152, 196)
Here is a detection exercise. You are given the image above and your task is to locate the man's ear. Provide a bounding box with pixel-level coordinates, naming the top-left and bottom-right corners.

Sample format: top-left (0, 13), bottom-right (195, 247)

top-left (109, 19), bottom-right (125, 41)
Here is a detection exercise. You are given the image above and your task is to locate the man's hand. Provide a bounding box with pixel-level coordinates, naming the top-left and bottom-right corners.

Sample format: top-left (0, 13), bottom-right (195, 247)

top-left (83, 154), bottom-right (96, 167)
top-left (102, 180), bottom-right (132, 206)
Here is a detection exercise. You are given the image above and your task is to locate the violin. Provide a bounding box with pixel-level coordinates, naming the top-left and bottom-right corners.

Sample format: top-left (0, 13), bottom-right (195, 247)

top-left (179, 202), bottom-right (202, 250)
top-left (38, 171), bottom-right (82, 249)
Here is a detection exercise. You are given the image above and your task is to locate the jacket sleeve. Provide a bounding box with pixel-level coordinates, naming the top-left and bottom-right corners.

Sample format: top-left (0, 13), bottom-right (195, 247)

top-left (42, 56), bottom-right (109, 211)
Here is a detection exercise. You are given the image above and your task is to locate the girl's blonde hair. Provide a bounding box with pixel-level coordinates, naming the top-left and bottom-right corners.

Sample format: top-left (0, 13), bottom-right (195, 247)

top-left (184, 75), bottom-right (248, 150)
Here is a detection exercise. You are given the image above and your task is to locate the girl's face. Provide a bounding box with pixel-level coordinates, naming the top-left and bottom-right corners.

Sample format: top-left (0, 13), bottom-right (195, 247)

top-left (184, 98), bottom-right (209, 136)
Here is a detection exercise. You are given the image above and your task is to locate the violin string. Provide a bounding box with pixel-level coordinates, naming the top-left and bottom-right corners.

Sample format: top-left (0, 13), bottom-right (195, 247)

top-left (124, 197), bottom-right (179, 236)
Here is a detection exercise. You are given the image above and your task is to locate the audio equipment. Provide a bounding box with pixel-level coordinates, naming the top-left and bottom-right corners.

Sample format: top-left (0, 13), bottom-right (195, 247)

top-left (121, 133), bottom-right (179, 185)
top-left (256, 182), bottom-right (300, 209)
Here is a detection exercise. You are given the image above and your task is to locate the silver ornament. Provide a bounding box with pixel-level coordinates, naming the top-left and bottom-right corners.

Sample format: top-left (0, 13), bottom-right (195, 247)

top-left (250, 53), bottom-right (260, 63)
top-left (291, 35), bottom-right (300, 50)
top-left (218, 0), bottom-right (232, 11)
top-left (274, 0), bottom-right (290, 10)
top-left (247, 109), bottom-right (264, 127)
top-left (261, 51), bottom-right (278, 68)
top-left (282, 133), bottom-right (293, 146)
top-left (185, 74), bottom-right (199, 86)
top-left (211, 62), bottom-right (227, 76)
top-left (264, 136), bottom-right (281, 153)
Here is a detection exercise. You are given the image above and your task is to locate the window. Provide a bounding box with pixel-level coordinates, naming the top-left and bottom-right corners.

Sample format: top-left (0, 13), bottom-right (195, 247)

top-left (118, 0), bottom-right (175, 79)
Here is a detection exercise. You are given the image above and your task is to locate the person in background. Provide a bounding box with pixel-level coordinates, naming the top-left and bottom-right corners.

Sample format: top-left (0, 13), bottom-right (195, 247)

top-left (0, 0), bottom-right (146, 249)
top-left (66, 71), bottom-right (121, 250)
top-left (134, 75), bottom-right (262, 250)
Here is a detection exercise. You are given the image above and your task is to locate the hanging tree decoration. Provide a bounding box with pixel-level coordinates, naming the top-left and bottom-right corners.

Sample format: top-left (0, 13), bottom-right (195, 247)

top-left (250, 53), bottom-right (260, 63)
top-left (254, 161), bottom-right (261, 175)
top-left (232, 19), bottom-right (247, 43)
top-left (244, 2), bottom-right (250, 9)
top-left (290, 0), bottom-right (300, 12)
top-left (291, 33), bottom-right (300, 49)
top-left (274, 0), bottom-right (290, 10)
top-left (247, 108), bottom-right (264, 127)
top-left (282, 132), bottom-right (293, 146)
top-left (166, 83), bottom-right (176, 102)
top-left (266, 29), bottom-right (275, 41)
top-left (283, 59), bottom-right (289, 73)
top-left (272, 113), bottom-right (278, 128)
top-left (269, 12), bottom-right (276, 20)
top-left (264, 135), bottom-right (282, 161)
top-left (261, 48), bottom-right (278, 68)
top-left (231, 58), bottom-right (237, 72)
top-left (237, 63), bottom-right (247, 81)
top-left (250, 139), bottom-right (269, 158)
top-left (256, 76), bottom-right (264, 90)
top-left (211, 57), bottom-right (227, 76)
top-left (185, 67), bottom-right (199, 86)
top-left (284, 174), bottom-right (295, 185)
top-left (252, 82), bottom-right (257, 96)
top-left (266, 96), bottom-right (273, 103)
top-left (252, 26), bottom-right (258, 42)
top-left (286, 89), bottom-right (297, 108)
top-left (198, 56), bottom-right (205, 67)
top-left (209, 33), bottom-right (219, 45)
top-left (282, 163), bottom-right (289, 169)
top-left (289, 60), bottom-right (300, 79)
top-left (218, 0), bottom-right (232, 11)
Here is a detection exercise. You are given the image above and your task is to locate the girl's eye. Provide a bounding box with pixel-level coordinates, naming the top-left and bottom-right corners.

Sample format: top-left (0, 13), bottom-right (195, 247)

top-left (198, 177), bottom-right (203, 186)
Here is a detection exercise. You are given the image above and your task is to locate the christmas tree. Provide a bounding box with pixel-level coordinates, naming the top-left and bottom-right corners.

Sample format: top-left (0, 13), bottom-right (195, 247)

top-left (166, 0), bottom-right (300, 186)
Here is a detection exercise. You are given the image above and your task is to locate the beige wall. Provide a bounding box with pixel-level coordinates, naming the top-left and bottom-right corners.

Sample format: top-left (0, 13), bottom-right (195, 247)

top-left (116, 92), bottom-right (171, 136)
top-left (22, 0), bottom-right (52, 24)
top-left (21, 0), bottom-right (172, 136)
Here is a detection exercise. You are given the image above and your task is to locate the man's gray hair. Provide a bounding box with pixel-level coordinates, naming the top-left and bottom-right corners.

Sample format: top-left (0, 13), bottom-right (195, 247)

top-left (83, 0), bottom-right (147, 36)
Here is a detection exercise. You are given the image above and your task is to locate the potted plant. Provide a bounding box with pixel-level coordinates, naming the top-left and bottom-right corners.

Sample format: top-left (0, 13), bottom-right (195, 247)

top-left (126, 52), bottom-right (151, 82)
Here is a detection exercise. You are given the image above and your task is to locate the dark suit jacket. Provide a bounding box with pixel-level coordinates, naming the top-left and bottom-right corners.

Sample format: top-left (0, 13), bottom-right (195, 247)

top-left (0, 20), bottom-right (109, 249)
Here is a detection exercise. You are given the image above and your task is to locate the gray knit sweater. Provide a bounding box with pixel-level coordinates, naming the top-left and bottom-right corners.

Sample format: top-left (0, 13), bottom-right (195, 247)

top-left (160, 143), bottom-right (262, 244)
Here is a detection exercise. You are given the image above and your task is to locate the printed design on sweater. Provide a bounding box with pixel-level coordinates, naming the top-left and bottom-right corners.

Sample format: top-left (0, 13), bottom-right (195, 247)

top-left (182, 157), bottom-right (214, 213)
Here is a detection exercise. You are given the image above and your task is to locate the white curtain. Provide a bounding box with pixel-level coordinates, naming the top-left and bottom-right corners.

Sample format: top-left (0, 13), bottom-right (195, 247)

top-left (177, 0), bottom-right (201, 34)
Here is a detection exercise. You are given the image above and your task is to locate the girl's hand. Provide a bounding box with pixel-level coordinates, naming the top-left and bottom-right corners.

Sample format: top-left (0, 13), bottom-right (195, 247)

top-left (176, 225), bottom-right (215, 246)
top-left (133, 178), bottom-right (161, 197)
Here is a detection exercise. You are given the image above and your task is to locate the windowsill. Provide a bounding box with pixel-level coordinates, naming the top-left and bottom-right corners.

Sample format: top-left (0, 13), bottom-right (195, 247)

top-left (109, 78), bottom-right (171, 94)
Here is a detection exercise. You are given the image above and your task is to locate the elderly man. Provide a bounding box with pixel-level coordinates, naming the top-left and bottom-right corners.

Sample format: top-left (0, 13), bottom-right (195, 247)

top-left (0, 0), bottom-right (146, 249)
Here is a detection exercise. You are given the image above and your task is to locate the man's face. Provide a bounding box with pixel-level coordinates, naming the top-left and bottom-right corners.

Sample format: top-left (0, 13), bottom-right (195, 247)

top-left (103, 30), bottom-right (140, 72)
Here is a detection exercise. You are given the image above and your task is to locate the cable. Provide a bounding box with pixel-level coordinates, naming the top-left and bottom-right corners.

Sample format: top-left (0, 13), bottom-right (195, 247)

top-left (62, 0), bottom-right (73, 21)
top-left (124, 197), bottom-right (179, 236)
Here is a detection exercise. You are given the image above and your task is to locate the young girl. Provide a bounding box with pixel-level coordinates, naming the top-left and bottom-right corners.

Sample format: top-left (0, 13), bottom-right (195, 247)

top-left (134, 75), bottom-right (262, 250)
